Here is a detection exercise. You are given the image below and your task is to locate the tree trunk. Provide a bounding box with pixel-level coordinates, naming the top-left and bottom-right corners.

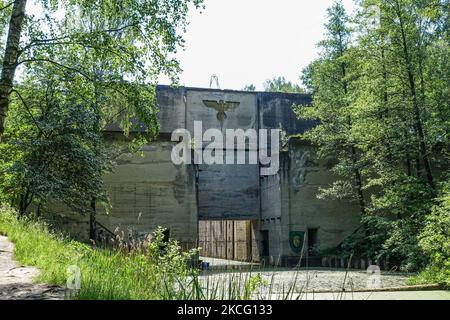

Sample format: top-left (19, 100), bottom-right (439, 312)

top-left (0, 0), bottom-right (27, 137)
top-left (18, 187), bottom-right (32, 217)
top-left (89, 199), bottom-right (96, 240)
top-left (340, 57), bottom-right (367, 216)
top-left (395, 0), bottom-right (435, 190)
top-left (381, 47), bottom-right (394, 165)
top-left (351, 145), bottom-right (366, 215)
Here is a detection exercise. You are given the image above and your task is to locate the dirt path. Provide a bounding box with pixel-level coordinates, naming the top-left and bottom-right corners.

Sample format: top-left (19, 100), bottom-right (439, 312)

top-left (0, 235), bottom-right (64, 300)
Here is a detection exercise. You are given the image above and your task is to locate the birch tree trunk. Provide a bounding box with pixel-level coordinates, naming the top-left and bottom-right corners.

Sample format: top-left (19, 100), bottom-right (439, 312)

top-left (0, 0), bottom-right (27, 137)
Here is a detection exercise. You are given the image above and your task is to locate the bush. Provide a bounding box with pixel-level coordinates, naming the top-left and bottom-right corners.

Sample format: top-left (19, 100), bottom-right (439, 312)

top-left (412, 186), bottom-right (450, 287)
top-left (0, 74), bottom-right (110, 216)
top-left (381, 218), bottom-right (427, 272)
top-left (339, 215), bottom-right (393, 260)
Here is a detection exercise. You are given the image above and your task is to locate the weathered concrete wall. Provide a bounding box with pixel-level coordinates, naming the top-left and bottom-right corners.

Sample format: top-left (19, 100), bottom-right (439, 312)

top-left (43, 207), bottom-right (90, 242)
top-left (157, 86), bottom-right (186, 134)
top-left (198, 162), bottom-right (260, 220)
top-left (259, 174), bottom-right (283, 258)
top-left (257, 92), bottom-right (360, 260)
top-left (278, 140), bottom-right (361, 256)
top-left (260, 175), bottom-right (281, 221)
top-left (186, 89), bottom-right (257, 134)
top-left (44, 85), bottom-right (362, 261)
top-left (95, 135), bottom-right (198, 249)
top-left (258, 92), bottom-right (315, 135)
top-left (186, 88), bottom-right (261, 220)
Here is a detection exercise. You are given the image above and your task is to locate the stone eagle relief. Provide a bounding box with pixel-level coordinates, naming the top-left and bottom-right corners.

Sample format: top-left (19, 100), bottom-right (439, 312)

top-left (202, 99), bottom-right (240, 129)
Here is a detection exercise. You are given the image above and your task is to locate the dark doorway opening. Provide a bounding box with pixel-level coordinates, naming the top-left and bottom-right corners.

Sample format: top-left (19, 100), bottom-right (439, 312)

top-left (307, 228), bottom-right (318, 256)
top-left (261, 230), bottom-right (269, 257)
top-left (162, 228), bottom-right (170, 242)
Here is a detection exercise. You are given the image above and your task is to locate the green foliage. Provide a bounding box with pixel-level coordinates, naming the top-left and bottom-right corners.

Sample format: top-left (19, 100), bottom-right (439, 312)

top-left (0, 206), bottom-right (88, 285)
top-left (0, 0), bottom-right (205, 216)
top-left (295, 0), bottom-right (450, 274)
top-left (317, 180), bottom-right (354, 200)
top-left (0, 207), bottom-right (198, 299)
top-left (242, 84), bottom-right (256, 91)
top-left (0, 1), bottom-right (13, 43)
top-left (339, 215), bottom-right (393, 259)
top-left (79, 226), bottom-right (200, 300)
top-left (382, 219), bottom-right (428, 271)
top-left (414, 181), bottom-right (450, 286)
top-left (263, 76), bottom-right (305, 94)
top-left (1, 0), bottom-right (204, 137)
top-left (0, 207), bottom-right (271, 300)
top-left (295, 1), bottom-right (366, 211)
top-left (243, 273), bottom-right (268, 300)
top-left (0, 67), bottom-right (111, 215)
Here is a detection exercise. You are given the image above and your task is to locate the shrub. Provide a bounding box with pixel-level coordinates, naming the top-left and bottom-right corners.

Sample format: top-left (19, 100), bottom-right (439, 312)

top-left (412, 185), bottom-right (450, 287)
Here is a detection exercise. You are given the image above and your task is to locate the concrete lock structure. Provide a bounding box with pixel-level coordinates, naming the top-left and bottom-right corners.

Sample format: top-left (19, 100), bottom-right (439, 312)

top-left (44, 85), bottom-right (361, 265)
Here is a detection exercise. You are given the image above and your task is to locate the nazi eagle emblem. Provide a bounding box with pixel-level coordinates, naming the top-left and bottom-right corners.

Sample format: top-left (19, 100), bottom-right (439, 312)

top-left (202, 100), bottom-right (240, 128)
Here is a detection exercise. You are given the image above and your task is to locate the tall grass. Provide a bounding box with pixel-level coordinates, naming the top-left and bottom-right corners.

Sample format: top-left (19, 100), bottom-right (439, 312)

top-left (0, 207), bottom-right (268, 300)
top-left (409, 265), bottom-right (450, 289)
top-left (2, 206), bottom-right (402, 300)
top-left (0, 207), bottom-right (82, 285)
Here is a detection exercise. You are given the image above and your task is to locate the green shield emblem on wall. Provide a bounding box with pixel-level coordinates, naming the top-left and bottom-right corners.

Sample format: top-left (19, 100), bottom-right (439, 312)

top-left (289, 231), bottom-right (305, 254)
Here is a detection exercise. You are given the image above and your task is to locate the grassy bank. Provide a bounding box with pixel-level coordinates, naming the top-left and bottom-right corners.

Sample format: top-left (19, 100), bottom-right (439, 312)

top-left (1, 207), bottom-right (445, 299)
top-left (0, 207), bottom-right (267, 300)
top-left (0, 208), bottom-right (177, 299)
top-left (409, 266), bottom-right (450, 289)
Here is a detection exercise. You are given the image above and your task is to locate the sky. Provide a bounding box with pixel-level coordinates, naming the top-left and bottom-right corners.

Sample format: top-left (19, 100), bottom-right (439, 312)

top-left (160, 0), bottom-right (358, 91)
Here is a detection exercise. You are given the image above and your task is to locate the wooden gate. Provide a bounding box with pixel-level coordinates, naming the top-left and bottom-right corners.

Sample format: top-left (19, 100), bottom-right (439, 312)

top-left (198, 220), bottom-right (254, 262)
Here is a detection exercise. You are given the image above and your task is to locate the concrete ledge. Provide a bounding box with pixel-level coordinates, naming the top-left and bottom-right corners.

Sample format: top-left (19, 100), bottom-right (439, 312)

top-left (308, 284), bottom-right (443, 294)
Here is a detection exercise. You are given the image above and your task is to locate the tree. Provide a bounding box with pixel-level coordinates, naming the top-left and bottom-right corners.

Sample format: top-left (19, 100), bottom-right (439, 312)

top-left (296, 0), bottom-right (450, 271)
top-left (263, 76), bottom-right (305, 93)
top-left (242, 84), bottom-right (256, 91)
top-left (349, 0), bottom-right (448, 269)
top-left (0, 0), bottom-right (204, 137)
top-left (295, 2), bottom-right (367, 216)
top-left (0, 0), bottom-right (27, 136)
top-left (418, 177), bottom-right (450, 286)
top-left (0, 65), bottom-right (110, 217)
